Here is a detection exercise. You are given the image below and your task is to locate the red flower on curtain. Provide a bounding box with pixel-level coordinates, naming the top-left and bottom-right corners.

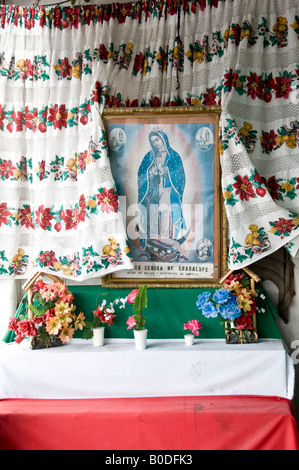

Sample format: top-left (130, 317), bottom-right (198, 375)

top-left (65, 207), bottom-right (80, 230)
top-left (266, 176), bottom-right (280, 200)
top-left (23, 59), bottom-right (34, 79)
top-left (91, 81), bottom-right (105, 104)
top-left (133, 53), bottom-right (144, 74)
top-left (272, 218), bottom-right (295, 235)
top-left (78, 194), bottom-right (86, 222)
top-left (82, 5), bottom-right (96, 25)
top-left (97, 188), bottom-right (119, 213)
top-left (224, 69), bottom-right (240, 92)
top-left (35, 205), bottom-right (53, 231)
top-left (0, 104), bottom-right (5, 129)
top-left (19, 205), bottom-right (34, 229)
top-left (202, 87), bottom-right (217, 105)
top-left (260, 130), bottom-right (278, 153)
top-left (66, 7), bottom-right (81, 29)
top-left (12, 111), bottom-right (24, 132)
top-left (233, 175), bottom-right (255, 201)
top-left (48, 104), bottom-right (68, 130)
top-left (57, 58), bottom-right (72, 78)
top-left (0, 202), bottom-right (11, 226)
top-left (274, 75), bottom-right (292, 99)
top-left (37, 250), bottom-right (58, 267)
top-left (246, 72), bottom-right (264, 100)
top-left (0, 160), bottom-right (16, 179)
top-left (37, 160), bottom-right (46, 180)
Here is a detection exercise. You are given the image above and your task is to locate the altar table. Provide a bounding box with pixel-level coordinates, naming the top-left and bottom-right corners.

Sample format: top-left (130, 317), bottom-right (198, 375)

top-left (0, 396), bottom-right (298, 450)
top-left (0, 338), bottom-right (294, 400)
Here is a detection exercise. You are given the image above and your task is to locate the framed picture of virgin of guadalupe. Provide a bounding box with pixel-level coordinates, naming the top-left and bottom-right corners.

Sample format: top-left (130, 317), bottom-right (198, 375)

top-left (102, 106), bottom-right (226, 288)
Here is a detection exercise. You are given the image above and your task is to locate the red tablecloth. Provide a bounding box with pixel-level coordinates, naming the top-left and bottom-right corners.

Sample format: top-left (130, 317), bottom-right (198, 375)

top-left (0, 395), bottom-right (298, 451)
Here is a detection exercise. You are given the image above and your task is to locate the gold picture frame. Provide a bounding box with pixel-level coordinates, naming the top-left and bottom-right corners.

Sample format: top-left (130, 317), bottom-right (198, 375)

top-left (102, 106), bottom-right (227, 288)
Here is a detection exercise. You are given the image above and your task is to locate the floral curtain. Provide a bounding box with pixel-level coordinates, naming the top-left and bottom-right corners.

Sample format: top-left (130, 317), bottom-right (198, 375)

top-left (0, 0), bottom-right (299, 283)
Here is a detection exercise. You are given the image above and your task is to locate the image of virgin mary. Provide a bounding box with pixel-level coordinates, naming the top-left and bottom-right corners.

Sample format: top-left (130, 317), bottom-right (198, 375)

top-left (137, 130), bottom-right (188, 261)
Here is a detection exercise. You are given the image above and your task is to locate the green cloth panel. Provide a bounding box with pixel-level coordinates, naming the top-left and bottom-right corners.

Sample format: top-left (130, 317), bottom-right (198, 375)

top-left (70, 286), bottom-right (282, 340)
top-left (2, 286), bottom-right (282, 343)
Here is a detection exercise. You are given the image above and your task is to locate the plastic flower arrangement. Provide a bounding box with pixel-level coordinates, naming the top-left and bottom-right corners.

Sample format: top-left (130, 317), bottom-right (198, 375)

top-left (83, 294), bottom-right (128, 339)
top-left (126, 285), bottom-right (147, 331)
top-left (196, 273), bottom-right (258, 330)
top-left (183, 320), bottom-right (202, 336)
top-left (8, 280), bottom-right (86, 346)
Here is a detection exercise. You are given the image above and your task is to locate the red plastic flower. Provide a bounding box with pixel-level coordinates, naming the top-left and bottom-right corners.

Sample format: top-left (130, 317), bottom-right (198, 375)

top-left (93, 306), bottom-right (116, 326)
top-left (235, 313), bottom-right (253, 330)
top-left (17, 319), bottom-right (38, 339)
top-left (97, 188), bottom-right (119, 213)
top-left (233, 175), bottom-right (255, 201)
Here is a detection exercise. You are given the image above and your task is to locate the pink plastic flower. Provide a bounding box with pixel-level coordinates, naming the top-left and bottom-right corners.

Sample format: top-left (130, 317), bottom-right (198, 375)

top-left (127, 289), bottom-right (139, 304)
top-left (183, 320), bottom-right (202, 336)
top-left (126, 315), bottom-right (136, 330)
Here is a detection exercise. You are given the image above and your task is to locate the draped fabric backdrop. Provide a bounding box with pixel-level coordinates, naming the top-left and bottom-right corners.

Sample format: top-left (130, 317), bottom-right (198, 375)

top-left (0, 0), bottom-right (299, 287)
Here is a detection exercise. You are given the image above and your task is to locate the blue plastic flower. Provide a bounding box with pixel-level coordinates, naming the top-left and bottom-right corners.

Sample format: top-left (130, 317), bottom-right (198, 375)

top-left (213, 288), bottom-right (232, 305)
top-left (202, 301), bottom-right (219, 319)
top-left (196, 291), bottom-right (211, 310)
top-left (219, 300), bottom-right (241, 321)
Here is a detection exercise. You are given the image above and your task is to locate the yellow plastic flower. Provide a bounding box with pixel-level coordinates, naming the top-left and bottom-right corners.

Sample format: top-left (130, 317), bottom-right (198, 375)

top-left (237, 294), bottom-right (253, 312)
top-left (59, 326), bottom-right (75, 343)
top-left (55, 301), bottom-right (72, 315)
top-left (74, 312), bottom-right (86, 331)
top-left (46, 318), bottom-right (61, 336)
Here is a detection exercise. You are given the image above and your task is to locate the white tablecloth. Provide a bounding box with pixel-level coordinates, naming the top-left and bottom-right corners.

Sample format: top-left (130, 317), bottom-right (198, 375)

top-left (0, 338), bottom-right (295, 400)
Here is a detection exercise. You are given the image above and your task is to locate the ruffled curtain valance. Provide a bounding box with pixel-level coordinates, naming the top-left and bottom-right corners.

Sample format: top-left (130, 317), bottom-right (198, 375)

top-left (0, 0), bottom-right (299, 281)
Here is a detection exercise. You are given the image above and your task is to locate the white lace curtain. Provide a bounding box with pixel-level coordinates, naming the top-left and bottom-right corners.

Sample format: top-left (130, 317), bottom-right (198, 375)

top-left (0, 0), bottom-right (299, 288)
